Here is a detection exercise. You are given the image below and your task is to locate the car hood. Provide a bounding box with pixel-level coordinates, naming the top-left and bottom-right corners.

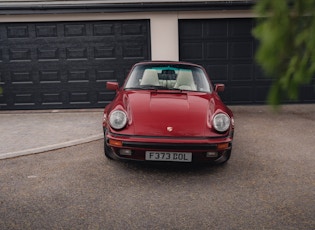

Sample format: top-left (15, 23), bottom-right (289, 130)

top-left (122, 91), bottom-right (219, 137)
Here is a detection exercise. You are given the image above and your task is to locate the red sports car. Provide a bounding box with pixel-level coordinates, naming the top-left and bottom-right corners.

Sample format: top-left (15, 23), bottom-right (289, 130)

top-left (103, 61), bottom-right (234, 164)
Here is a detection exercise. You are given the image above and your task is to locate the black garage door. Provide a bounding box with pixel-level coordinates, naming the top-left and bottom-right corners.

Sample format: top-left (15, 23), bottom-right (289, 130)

top-left (0, 20), bottom-right (150, 110)
top-left (179, 18), bottom-right (315, 104)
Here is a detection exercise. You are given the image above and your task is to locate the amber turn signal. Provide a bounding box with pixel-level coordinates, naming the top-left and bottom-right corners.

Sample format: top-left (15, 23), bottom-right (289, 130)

top-left (217, 143), bottom-right (229, 151)
top-left (109, 139), bottom-right (123, 147)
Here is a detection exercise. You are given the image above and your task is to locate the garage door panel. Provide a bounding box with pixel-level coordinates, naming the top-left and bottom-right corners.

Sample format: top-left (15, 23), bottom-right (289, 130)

top-left (206, 64), bottom-right (229, 82)
top-left (66, 47), bottom-right (88, 60)
top-left (39, 70), bottom-right (62, 83)
top-left (231, 64), bottom-right (253, 81)
top-left (67, 69), bottom-right (90, 83)
top-left (96, 90), bottom-right (116, 105)
top-left (10, 70), bottom-right (34, 84)
top-left (205, 21), bottom-right (228, 38)
top-left (94, 46), bottom-right (116, 59)
top-left (122, 22), bottom-right (145, 35)
top-left (69, 91), bottom-right (91, 105)
top-left (0, 20), bottom-right (150, 110)
top-left (180, 42), bottom-right (203, 60)
top-left (230, 86), bottom-right (253, 104)
top-left (179, 21), bottom-right (202, 38)
top-left (206, 42), bottom-right (228, 60)
top-left (13, 93), bottom-right (36, 106)
top-left (7, 25), bottom-right (29, 38)
top-left (254, 64), bottom-right (268, 81)
top-left (0, 94), bottom-right (6, 107)
top-left (36, 24), bottom-right (58, 37)
top-left (300, 83), bottom-right (315, 102)
top-left (122, 44), bottom-right (148, 59)
top-left (64, 23), bottom-right (87, 37)
top-left (38, 48), bottom-right (60, 61)
top-left (230, 20), bottom-right (253, 37)
top-left (254, 85), bottom-right (270, 103)
top-left (41, 92), bottom-right (63, 106)
top-left (230, 41), bottom-right (254, 59)
top-left (93, 23), bottom-right (114, 36)
top-left (9, 48), bottom-right (32, 62)
top-left (95, 69), bottom-right (116, 82)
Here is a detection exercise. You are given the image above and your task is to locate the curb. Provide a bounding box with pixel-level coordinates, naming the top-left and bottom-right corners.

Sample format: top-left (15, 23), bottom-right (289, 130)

top-left (0, 134), bottom-right (103, 160)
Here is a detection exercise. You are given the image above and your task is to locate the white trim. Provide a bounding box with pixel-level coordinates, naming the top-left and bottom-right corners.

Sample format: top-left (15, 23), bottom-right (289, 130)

top-left (0, 10), bottom-right (254, 22)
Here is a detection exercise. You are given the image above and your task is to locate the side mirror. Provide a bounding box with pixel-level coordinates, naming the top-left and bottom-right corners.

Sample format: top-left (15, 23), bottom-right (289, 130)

top-left (106, 82), bottom-right (119, 91)
top-left (215, 84), bottom-right (225, 92)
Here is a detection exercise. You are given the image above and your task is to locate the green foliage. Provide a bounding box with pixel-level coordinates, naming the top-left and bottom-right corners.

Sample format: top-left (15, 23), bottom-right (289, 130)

top-left (253, 0), bottom-right (315, 106)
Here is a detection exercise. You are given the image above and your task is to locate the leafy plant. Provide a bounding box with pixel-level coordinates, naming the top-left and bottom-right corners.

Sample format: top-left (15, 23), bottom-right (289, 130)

top-left (253, 0), bottom-right (315, 106)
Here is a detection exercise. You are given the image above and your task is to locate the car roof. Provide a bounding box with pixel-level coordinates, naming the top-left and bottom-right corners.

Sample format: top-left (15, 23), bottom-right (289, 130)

top-left (133, 61), bottom-right (203, 68)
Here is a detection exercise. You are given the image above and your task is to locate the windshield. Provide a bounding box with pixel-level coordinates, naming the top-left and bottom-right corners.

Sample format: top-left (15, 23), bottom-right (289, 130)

top-left (124, 63), bottom-right (212, 93)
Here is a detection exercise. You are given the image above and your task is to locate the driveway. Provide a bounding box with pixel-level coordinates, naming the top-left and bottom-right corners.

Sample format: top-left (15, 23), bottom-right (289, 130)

top-left (0, 105), bottom-right (314, 229)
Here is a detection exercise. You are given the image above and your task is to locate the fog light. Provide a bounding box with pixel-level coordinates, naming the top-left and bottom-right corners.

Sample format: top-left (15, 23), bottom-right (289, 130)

top-left (206, 152), bottom-right (218, 158)
top-left (119, 149), bottom-right (132, 156)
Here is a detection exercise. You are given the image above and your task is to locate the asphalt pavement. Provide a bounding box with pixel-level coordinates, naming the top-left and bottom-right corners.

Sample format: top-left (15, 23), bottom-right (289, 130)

top-left (0, 104), bottom-right (314, 229)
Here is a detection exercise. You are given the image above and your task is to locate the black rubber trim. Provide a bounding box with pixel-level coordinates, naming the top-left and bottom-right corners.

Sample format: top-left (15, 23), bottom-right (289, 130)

top-left (107, 131), bottom-right (229, 140)
top-left (121, 141), bottom-right (219, 150)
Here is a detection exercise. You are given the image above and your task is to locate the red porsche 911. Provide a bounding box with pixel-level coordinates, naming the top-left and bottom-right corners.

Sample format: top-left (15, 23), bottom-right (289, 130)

top-left (103, 61), bottom-right (234, 164)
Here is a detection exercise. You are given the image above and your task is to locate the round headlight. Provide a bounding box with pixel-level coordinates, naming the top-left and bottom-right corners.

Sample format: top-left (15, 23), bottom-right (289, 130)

top-left (109, 110), bottom-right (127, 130)
top-left (213, 113), bottom-right (230, 132)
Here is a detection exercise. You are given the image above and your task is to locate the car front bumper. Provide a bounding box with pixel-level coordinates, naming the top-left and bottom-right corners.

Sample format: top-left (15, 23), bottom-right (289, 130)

top-left (105, 130), bottom-right (233, 163)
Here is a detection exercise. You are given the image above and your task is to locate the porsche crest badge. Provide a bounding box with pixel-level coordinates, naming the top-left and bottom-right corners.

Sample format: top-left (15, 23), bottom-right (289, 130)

top-left (167, 127), bottom-right (173, 132)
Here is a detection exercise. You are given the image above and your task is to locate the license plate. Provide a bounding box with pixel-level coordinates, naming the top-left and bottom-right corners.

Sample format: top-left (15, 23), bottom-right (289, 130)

top-left (145, 151), bottom-right (192, 162)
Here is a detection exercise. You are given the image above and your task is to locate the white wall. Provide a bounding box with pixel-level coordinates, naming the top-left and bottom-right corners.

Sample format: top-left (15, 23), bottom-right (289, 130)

top-left (150, 13), bottom-right (179, 61)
